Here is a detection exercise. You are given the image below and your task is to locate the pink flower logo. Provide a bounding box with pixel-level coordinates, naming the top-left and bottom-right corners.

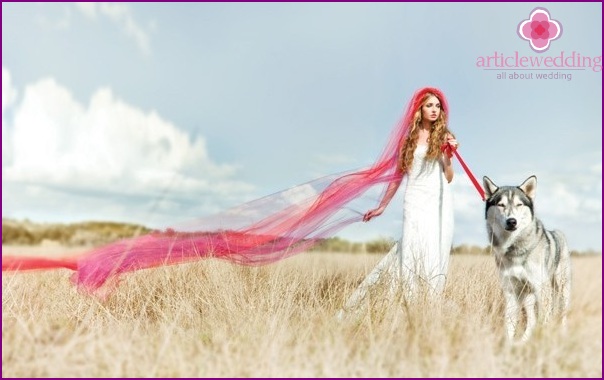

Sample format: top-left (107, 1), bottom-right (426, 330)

top-left (517, 8), bottom-right (562, 53)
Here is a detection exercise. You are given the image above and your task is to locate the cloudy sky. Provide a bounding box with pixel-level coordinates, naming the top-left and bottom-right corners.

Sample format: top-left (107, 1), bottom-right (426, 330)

top-left (2, 3), bottom-right (601, 251)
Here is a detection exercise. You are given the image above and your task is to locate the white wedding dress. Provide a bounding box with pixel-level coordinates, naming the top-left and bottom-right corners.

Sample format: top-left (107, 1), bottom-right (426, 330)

top-left (391, 144), bottom-right (454, 294)
top-left (335, 144), bottom-right (454, 319)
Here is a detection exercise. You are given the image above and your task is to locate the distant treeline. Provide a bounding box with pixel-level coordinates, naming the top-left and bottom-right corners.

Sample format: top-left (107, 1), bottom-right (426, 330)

top-left (2, 218), bottom-right (152, 247)
top-left (1, 218), bottom-right (599, 256)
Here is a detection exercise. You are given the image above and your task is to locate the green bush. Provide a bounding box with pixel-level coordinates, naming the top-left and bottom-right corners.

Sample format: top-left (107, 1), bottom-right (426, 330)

top-left (365, 237), bottom-right (396, 254)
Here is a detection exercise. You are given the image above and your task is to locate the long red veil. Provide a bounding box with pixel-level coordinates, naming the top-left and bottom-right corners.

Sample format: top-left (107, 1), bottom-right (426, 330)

top-left (2, 87), bottom-right (449, 295)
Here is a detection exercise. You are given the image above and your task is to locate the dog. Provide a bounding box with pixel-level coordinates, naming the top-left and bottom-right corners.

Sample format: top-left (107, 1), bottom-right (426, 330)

top-left (483, 175), bottom-right (571, 343)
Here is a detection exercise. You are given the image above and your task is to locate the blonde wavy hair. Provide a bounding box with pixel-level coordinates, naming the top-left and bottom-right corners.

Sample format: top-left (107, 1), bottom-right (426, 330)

top-left (398, 92), bottom-right (453, 174)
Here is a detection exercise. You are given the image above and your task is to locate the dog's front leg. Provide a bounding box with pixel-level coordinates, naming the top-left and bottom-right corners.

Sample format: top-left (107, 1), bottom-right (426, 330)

top-left (503, 292), bottom-right (520, 341)
top-left (521, 293), bottom-right (538, 342)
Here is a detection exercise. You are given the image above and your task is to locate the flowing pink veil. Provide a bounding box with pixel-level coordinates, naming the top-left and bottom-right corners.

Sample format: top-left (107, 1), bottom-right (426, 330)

top-left (2, 87), bottom-right (449, 295)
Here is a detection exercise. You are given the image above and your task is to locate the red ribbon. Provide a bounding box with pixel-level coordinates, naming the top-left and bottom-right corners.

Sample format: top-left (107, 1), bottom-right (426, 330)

top-left (442, 143), bottom-right (485, 201)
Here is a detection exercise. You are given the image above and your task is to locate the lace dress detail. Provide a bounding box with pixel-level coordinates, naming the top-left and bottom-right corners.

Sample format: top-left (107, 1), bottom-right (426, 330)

top-left (391, 144), bottom-right (454, 294)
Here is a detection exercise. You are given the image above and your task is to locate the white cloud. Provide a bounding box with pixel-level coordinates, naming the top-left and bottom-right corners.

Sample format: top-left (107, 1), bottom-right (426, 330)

top-left (591, 162), bottom-right (602, 178)
top-left (452, 175), bottom-right (484, 219)
top-left (3, 74), bottom-right (255, 223)
top-left (313, 153), bottom-right (356, 166)
top-left (541, 183), bottom-right (581, 217)
top-left (2, 67), bottom-right (17, 166)
top-left (34, 5), bottom-right (72, 30)
top-left (281, 184), bottom-right (318, 204)
top-left (74, 2), bottom-right (96, 19)
top-left (75, 2), bottom-right (151, 55)
top-left (526, 156), bottom-right (602, 226)
top-left (2, 67), bottom-right (17, 111)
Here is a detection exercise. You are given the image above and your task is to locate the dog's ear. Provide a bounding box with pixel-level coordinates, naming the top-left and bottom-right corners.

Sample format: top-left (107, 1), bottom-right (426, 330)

top-left (483, 176), bottom-right (498, 198)
top-left (519, 175), bottom-right (537, 200)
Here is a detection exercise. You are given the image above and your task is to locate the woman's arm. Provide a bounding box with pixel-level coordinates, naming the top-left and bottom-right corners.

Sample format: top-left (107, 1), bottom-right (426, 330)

top-left (443, 134), bottom-right (458, 183)
top-left (363, 179), bottom-right (402, 222)
top-left (443, 154), bottom-right (454, 183)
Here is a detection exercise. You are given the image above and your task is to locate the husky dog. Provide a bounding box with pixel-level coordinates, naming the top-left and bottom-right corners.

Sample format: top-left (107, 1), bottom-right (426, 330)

top-left (483, 175), bottom-right (571, 343)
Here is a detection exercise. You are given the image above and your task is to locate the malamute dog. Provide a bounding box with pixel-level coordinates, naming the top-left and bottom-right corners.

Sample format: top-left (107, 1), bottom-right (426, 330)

top-left (483, 175), bottom-right (571, 342)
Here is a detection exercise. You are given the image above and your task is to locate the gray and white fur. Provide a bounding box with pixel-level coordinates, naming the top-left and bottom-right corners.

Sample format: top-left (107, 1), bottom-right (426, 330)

top-left (483, 175), bottom-right (571, 343)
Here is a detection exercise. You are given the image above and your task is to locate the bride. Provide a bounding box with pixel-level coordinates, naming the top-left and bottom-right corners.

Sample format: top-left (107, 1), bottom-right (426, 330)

top-left (363, 87), bottom-right (458, 295)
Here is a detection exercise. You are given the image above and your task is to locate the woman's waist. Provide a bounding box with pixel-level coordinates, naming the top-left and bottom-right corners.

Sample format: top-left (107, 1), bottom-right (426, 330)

top-left (404, 178), bottom-right (450, 192)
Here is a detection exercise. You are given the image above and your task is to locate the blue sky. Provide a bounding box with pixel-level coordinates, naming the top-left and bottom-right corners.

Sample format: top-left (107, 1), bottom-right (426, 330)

top-left (2, 3), bottom-right (602, 251)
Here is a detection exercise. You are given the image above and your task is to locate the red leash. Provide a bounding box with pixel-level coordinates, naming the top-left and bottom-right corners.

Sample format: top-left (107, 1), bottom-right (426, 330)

top-left (442, 143), bottom-right (485, 201)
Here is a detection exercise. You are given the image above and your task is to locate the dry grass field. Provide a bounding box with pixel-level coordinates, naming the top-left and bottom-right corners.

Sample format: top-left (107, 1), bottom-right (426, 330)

top-left (2, 245), bottom-right (601, 377)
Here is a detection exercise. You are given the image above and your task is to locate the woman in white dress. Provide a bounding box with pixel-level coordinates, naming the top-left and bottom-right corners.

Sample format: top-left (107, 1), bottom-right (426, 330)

top-left (363, 87), bottom-right (457, 295)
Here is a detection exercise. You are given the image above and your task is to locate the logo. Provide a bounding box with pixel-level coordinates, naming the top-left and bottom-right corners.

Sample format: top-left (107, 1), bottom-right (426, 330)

top-left (475, 6), bottom-right (601, 79)
top-left (517, 7), bottom-right (562, 53)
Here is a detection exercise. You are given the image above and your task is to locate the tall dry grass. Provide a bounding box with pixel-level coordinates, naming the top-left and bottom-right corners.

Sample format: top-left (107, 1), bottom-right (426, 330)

top-left (2, 246), bottom-right (601, 377)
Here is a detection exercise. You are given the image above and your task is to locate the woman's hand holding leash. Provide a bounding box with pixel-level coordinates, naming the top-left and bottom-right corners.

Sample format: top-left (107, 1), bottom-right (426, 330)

top-left (441, 138), bottom-right (486, 201)
top-left (441, 135), bottom-right (458, 159)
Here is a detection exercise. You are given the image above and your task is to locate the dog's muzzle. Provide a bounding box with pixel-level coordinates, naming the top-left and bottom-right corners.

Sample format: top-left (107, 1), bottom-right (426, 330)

top-left (505, 218), bottom-right (517, 231)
